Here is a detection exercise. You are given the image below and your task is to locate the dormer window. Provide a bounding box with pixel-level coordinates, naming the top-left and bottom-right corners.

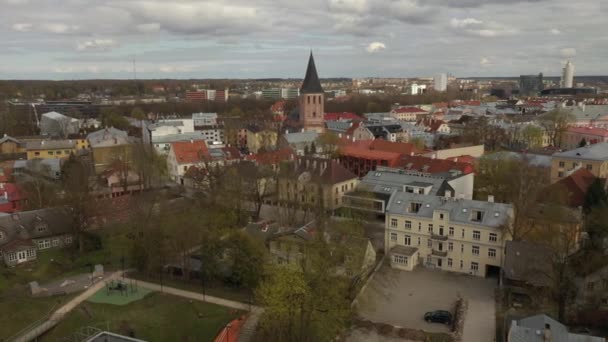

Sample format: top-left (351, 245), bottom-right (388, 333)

top-left (0, 231), bottom-right (4, 240)
top-left (37, 223), bottom-right (47, 232)
top-left (409, 202), bottom-right (422, 213)
top-left (471, 210), bottom-right (484, 222)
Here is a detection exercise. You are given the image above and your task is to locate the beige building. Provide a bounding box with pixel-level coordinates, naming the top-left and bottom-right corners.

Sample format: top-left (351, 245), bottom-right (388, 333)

top-left (246, 125), bottom-right (277, 154)
top-left (385, 192), bottom-right (513, 277)
top-left (277, 157), bottom-right (359, 211)
top-left (550, 142), bottom-right (608, 183)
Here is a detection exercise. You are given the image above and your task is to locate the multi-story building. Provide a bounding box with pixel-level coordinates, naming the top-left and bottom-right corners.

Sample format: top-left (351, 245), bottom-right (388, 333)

top-left (167, 139), bottom-right (209, 184)
top-left (277, 157), bottom-right (359, 210)
top-left (299, 52), bottom-right (325, 133)
top-left (185, 89), bottom-right (228, 103)
top-left (550, 142), bottom-right (608, 183)
top-left (25, 140), bottom-right (77, 160)
top-left (434, 73), bottom-right (448, 92)
top-left (561, 126), bottom-right (608, 150)
top-left (561, 60), bottom-right (574, 88)
top-left (519, 74), bottom-right (544, 97)
top-left (87, 128), bottom-right (137, 174)
top-left (246, 125), bottom-right (277, 154)
top-left (385, 192), bottom-right (513, 277)
top-left (389, 107), bottom-right (428, 121)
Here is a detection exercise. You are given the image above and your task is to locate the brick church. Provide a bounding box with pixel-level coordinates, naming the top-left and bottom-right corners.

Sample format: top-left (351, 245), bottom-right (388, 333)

top-left (299, 52), bottom-right (325, 133)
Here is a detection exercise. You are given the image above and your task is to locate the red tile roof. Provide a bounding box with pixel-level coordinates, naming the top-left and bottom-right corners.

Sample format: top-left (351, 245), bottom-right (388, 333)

top-left (551, 168), bottom-right (598, 207)
top-left (566, 126), bottom-right (608, 138)
top-left (339, 145), bottom-right (403, 162)
top-left (368, 139), bottom-right (424, 156)
top-left (391, 107), bottom-right (427, 114)
top-left (324, 112), bottom-right (363, 121)
top-left (446, 155), bottom-right (476, 165)
top-left (247, 147), bottom-right (295, 165)
top-left (171, 140), bottom-right (209, 164)
top-left (396, 155), bottom-right (475, 175)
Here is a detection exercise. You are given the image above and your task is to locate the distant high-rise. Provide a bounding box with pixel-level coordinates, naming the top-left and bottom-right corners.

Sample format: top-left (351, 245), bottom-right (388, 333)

top-left (561, 60), bottom-right (574, 88)
top-left (519, 73), bottom-right (544, 97)
top-left (433, 73), bottom-right (448, 92)
top-left (299, 52), bottom-right (325, 133)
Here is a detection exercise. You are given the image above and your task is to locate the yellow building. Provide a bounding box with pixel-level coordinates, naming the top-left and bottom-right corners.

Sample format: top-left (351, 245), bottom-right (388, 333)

top-left (550, 142), bottom-right (608, 183)
top-left (246, 125), bottom-right (277, 154)
top-left (385, 192), bottom-right (513, 277)
top-left (277, 157), bottom-right (359, 211)
top-left (25, 140), bottom-right (77, 160)
top-left (0, 135), bottom-right (25, 155)
top-left (87, 128), bottom-right (137, 174)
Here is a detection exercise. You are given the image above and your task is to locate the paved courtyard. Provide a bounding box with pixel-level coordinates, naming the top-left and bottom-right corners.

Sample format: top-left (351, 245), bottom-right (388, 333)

top-left (357, 265), bottom-right (496, 341)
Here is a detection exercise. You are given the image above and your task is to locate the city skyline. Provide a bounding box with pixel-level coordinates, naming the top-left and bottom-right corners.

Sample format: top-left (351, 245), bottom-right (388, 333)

top-left (0, 0), bottom-right (606, 80)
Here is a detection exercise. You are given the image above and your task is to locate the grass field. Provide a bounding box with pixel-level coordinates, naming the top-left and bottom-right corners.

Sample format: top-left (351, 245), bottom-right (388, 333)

top-left (41, 292), bottom-right (243, 342)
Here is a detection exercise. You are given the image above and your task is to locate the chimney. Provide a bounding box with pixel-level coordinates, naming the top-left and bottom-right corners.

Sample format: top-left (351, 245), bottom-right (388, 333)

top-left (488, 195), bottom-right (494, 203)
top-left (190, 139), bottom-right (194, 143)
top-left (410, 152), bottom-right (414, 156)
top-left (432, 154), bottom-right (436, 159)
top-left (3, 191), bottom-right (7, 200)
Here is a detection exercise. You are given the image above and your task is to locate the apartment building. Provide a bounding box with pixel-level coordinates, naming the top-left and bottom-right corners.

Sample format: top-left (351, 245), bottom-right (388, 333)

top-left (25, 140), bottom-right (77, 160)
top-left (385, 192), bottom-right (513, 277)
top-left (550, 142), bottom-right (608, 183)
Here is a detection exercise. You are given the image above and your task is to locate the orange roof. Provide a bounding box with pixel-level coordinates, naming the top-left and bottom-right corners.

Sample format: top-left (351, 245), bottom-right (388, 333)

top-left (247, 147), bottom-right (295, 165)
top-left (171, 140), bottom-right (209, 164)
top-left (550, 168), bottom-right (598, 207)
top-left (566, 126), bottom-right (608, 138)
top-left (339, 145), bottom-right (402, 161)
top-left (369, 139), bottom-right (424, 155)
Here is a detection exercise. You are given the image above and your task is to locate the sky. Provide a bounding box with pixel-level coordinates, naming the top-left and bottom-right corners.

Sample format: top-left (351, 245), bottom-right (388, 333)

top-left (0, 0), bottom-right (606, 80)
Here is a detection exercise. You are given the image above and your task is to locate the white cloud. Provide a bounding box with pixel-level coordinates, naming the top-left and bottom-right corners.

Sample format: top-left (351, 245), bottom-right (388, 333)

top-left (136, 23), bottom-right (161, 33)
top-left (560, 47), bottom-right (576, 57)
top-left (41, 23), bottom-right (79, 34)
top-left (450, 18), bottom-right (483, 28)
top-left (76, 39), bottom-right (118, 51)
top-left (550, 28), bottom-right (561, 35)
top-left (366, 42), bottom-right (386, 53)
top-left (480, 57), bottom-right (490, 66)
top-left (450, 17), bottom-right (516, 37)
top-left (12, 23), bottom-right (32, 32)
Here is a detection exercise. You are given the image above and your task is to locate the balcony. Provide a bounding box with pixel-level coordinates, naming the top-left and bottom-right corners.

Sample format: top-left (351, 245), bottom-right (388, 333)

top-left (431, 233), bottom-right (448, 241)
top-left (431, 249), bottom-right (448, 257)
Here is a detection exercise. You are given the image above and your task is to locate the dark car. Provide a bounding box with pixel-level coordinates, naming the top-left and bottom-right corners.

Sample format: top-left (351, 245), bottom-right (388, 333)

top-left (424, 310), bottom-right (452, 324)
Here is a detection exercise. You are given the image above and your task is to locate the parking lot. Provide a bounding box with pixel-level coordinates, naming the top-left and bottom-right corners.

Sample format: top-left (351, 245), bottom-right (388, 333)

top-left (357, 265), bottom-right (496, 339)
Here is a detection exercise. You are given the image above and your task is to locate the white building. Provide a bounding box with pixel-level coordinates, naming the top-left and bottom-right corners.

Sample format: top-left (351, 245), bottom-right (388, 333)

top-left (561, 60), bottom-right (574, 88)
top-left (410, 83), bottom-right (427, 95)
top-left (433, 73), bottom-right (448, 92)
top-left (39, 112), bottom-right (80, 138)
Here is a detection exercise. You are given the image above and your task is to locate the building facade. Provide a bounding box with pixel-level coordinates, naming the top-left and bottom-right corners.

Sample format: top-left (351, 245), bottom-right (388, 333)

top-left (26, 140), bottom-right (77, 160)
top-left (551, 142), bottom-right (608, 183)
top-left (385, 192), bottom-right (513, 277)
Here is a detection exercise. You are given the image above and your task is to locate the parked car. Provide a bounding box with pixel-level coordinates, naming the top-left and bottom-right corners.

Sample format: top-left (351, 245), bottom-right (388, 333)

top-left (424, 310), bottom-right (452, 324)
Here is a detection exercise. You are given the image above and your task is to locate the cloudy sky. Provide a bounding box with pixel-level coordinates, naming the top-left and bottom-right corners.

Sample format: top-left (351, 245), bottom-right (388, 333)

top-left (0, 0), bottom-right (605, 79)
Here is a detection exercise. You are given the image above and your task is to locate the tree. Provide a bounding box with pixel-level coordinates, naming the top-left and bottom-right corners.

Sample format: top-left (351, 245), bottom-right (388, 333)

top-left (225, 231), bottom-right (266, 291)
top-left (61, 154), bottom-right (94, 253)
top-left (409, 137), bottom-right (426, 150)
top-left (316, 132), bottom-right (340, 158)
top-left (309, 141), bottom-right (317, 155)
top-left (520, 125), bottom-right (544, 148)
top-left (303, 145), bottom-right (309, 156)
top-left (582, 178), bottom-right (607, 214)
top-left (475, 155), bottom-right (550, 240)
top-left (131, 107), bottom-right (146, 120)
top-left (578, 138), bottom-right (588, 148)
top-left (585, 204), bottom-right (608, 249)
top-left (539, 109), bottom-right (575, 147)
top-left (100, 107), bottom-right (130, 130)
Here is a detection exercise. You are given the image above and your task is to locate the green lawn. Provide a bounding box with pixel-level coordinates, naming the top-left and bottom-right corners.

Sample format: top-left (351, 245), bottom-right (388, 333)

top-left (41, 292), bottom-right (243, 342)
top-left (128, 272), bottom-right (253, 304)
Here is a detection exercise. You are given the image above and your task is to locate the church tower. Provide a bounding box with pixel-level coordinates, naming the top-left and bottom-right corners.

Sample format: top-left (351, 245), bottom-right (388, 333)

top-left (299, 52), bottom-right (325, 132)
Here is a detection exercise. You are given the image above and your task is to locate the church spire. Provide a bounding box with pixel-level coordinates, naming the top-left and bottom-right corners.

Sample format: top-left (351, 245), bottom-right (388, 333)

top-left (300, 51), bottom-right (324, 94)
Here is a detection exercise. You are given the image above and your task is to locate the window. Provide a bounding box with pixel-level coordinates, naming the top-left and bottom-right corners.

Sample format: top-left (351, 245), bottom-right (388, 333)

top-left (8, 252), bottom-right (16, 261)
top-left (472, 246), bottom-right (480, 256)
top-left (37, 224), bottom-right (46, 233)
top-left (471, 210), bottom-right (484, 222)
top-left (35, 152), bottom-right (40, 156)
top-left (52, 239), bottom-right (59, 247)
top-left (417, 237), bottom-right (421, 246)
top-left (427, 239), bottom-right (432, 248)
top-left (428, 224), bottom-right (433, 233)
top-left (447, 258), bottom-right (453, 267)
top-left (56, 150), bottom-right (62, 155)
top-left (404, 235), bottom-right (411, 246)
top-left (27, 249), bottom-right (35, 258)
top-left (471, 262), bottom-right (479, 272)
top-left (418, 222), bottom-right (421, 231)
top-left (559, 161), bottom-right (565, 167)
top-left (390, 218), bottom-right (397, 228)
top-left (393, 255), bottom-right (408, 265)
top-left (391, 233), bottom-right (397, 241)
top-left (48, 151), bottom-right (54, 155)
top-left (587, 282), bottom-right (595, 291)
top-left (473, 230), bottom-right (481, 241)
top-left (488, 248), bottom-right (496, 258)
top-left (448, 242), bottom-right (453, 252)
top-left (0, 231), bottom-right (3, 239)
top-left (603, 279), bottom-right (608, 290)
top-left (489, 233), bottom-right (497, 242)
top-left (586, 164), bottom-right (593, 171)
top-left (460, 260), bottom-right (463, 269)
top-left (38, 239), bottom-right (51, 250)
top-left (409, 202), bottom-right (422, 213)
top-left (461, 244), bottom-right (464, 253)
top-left (449, 227), bottom-right (454, 236)
top-left (461, 229), bottom-right (465, 238)
top-left (66, 236), bottom-right (73, 244)
top-left (439, 213), bottom-right (444, 220)
top-left (405, 221), bottom-right (412, 230)
top-left (558, 171), bottom-right (564, 178)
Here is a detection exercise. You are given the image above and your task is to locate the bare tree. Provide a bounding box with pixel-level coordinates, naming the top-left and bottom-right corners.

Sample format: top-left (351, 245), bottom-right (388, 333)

top-left (539, 109), bottom-right (575, 147)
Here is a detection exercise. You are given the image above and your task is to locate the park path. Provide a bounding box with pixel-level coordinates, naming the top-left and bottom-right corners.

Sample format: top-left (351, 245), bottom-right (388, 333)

top-left (124, 277), bottom-right (264, 342)
top-left (9, 270), bottom-right (124, 342)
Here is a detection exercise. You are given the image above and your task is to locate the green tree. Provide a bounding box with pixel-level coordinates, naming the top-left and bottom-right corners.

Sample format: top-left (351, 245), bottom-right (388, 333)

top-left (131, 107), bottom-right (146, 120)
top-left (100, 107), bottom-right (130, 130)
top-left (585, 204), bottom-right (608, 249)
top-left (521, 125), bottom-right (544, 148)
top-left (61, 154), bottom-right (94, 253)
top-left (225, 231), bottom-right (266, 290)
top-left (583, 178), bottom-right (607, 214)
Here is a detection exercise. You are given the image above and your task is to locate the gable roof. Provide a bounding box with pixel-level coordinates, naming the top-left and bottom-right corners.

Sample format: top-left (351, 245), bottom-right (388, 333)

top-left (170, 140), bottom-right (209, 164)
top-left (247, 147), bottom-right (295, 165)
top-left (396, 155), bottom-right (475, 175)
top-left (509, 314), bottom-right (605, 342)
top-left (283, 157), bottom-right (358, 185)
top-left (0, 135), bottom-right (20, 145)
top-left (87, 128), bottom-right (133, 148)
top-left (300, 52), bottom-right (324, 94)
top-left (0, 208), bottom-right (73, 251)
top-left (26, 139), bottom-right (76, 151)
top-left (550, 168), bottom-right (598, 207)
top-left (553, 142), bottom-right (608, 161)
top-left (503, 241), bottom-right (552, 287)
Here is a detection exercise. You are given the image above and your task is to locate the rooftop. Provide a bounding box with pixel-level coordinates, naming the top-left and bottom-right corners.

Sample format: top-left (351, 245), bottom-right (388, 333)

top-left (170, 140), bottom-right (209, 164)
top-left (386, 192), bottom-right (513, 228)
top-left (25, 139), bottom-right (76, 151)
top-left (566, 126), bottom-right (608, 137)
top-left (300, 52), bottom-right (324, 94)
top-left (553, 142), bottom-right (608, 161)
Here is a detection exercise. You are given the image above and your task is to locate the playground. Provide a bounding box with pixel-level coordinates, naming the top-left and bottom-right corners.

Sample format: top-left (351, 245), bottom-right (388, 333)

top-left (87, 279), bottom-right (152, 306)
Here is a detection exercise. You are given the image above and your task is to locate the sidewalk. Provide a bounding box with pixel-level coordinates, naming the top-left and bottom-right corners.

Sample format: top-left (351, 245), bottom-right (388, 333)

top-left (10, 271), bottom-right (123, 342)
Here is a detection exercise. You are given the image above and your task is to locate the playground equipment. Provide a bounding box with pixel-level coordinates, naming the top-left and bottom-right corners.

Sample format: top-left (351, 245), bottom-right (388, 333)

top-left (105, 279), bottom-right (139, 297)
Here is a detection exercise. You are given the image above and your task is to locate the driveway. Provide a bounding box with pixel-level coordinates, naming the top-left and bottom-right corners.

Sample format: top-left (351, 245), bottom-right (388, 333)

top-left (357, 265), bottom-right (496, 340)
